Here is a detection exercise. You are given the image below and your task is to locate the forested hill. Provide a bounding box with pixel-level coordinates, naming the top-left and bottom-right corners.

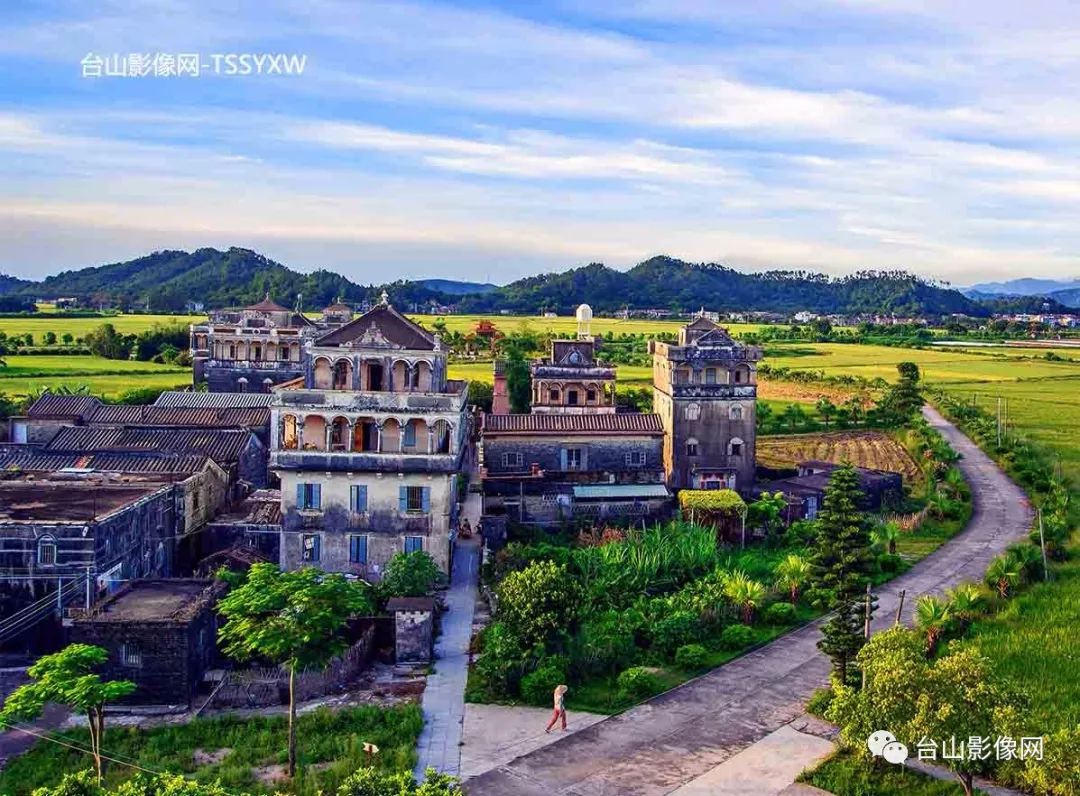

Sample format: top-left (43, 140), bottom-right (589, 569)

top-left (457, 256), bottom-right (989, 317)
top-left (1, 249), bottom-right (995, 316)
top-left (0, 248), bottom-right (448, 311)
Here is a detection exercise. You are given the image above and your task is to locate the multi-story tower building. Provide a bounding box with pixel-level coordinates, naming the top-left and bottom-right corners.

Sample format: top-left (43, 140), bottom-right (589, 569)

top-left (649, 317), bottom-right (762, 493)
top-left (268, 295), bottom-right (469, 576)
top-left (529, 304), bottom-right (617, 414)
top-left (190, 295), bottom-right (315, 392)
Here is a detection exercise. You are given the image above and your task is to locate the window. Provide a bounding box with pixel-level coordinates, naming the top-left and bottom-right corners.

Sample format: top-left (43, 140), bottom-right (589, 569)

top-left (703, 479), bottom-right (722, 490)
top-left (120, 643), bottom-right (142, 667)
top-left (403, 422), bottom-right (417, 447)
top-left (404, 536), bottom-right (424, 554)
top-left (350, 484), bottom-right (368, 513)
top-left (563, 448), bottom-right (583, 470)
top-left (400, 486), bottom-right (430, 513)
top-left (684, 402), bottom-right (701, 421)
top-left (730, 437), bottom-right (744, 457)
top-left (730, 405), bottom-right (744, 420)
top-left (302, 533), bottom-right (321, 562)
top-left (686, 439), bottom-right (699, 456)
top-left (296, 483), bottom-right (322, 510)
top-left (567, 389), bottom-right (579, 405)
top-left (37, 539), bottom-right (56, 566)
top-left (549, 388), bottom-right (559, 402)
top-left (503, 451), bottom-right (524, 468)
top-left (705, 368), bottom-right (717, 384)
top-left (349, 534), bottom-right (369, 564)
top-left (586, 389), bottom-right (597, 403)
top-left (625, 451), bottom-right (646, 467)
top-left (280, 346), bottom-right (290, 361)
top-left (734, 367), bottom-right (746, 384)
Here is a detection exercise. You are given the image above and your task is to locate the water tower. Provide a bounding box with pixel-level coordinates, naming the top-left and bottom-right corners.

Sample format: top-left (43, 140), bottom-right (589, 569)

top-left (576, 303), bottom-right (593, 340)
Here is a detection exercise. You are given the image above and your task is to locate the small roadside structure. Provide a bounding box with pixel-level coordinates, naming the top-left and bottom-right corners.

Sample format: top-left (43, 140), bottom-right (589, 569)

top-left (385, 596), bottom-right (435, 664)
top-left (68, 579), bottom-right (225, 708)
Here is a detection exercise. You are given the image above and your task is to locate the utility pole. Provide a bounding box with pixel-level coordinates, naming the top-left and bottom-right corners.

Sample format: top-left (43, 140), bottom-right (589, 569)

top-left (861, 582), bottom-right (873, 690)
top-left (1038, 509), bottom-right (1050, 583)
top-left (996, 397), bottom-right (1002, 448)
top-left (894, 589), bottom-right (906, 625)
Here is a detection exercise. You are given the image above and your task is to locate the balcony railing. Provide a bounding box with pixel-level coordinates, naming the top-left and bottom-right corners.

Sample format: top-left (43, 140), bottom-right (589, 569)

top-left (670, 383), bottom-right (757, 399)
top-left (271, 449), bottom-right (459, 473)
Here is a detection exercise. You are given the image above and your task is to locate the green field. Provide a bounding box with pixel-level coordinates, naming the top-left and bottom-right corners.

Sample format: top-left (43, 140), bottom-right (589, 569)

top-left (409, 313), bottom-right (766, 338)
top-left (0, 355), bottom-right (191, 399)
top-left (0, 313), bottom-right (198, 338)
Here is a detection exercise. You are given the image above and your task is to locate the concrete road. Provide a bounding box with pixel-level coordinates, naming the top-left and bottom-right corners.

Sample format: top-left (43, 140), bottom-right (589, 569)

top-left (466, 406), bottom-right (1033, 795)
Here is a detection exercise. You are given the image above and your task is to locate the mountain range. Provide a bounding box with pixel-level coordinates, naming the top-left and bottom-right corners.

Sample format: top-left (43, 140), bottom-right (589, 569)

top-left (0, 247), bottom-right (1071, 317)
top-left (963, 277), bottom-right (1080, 309)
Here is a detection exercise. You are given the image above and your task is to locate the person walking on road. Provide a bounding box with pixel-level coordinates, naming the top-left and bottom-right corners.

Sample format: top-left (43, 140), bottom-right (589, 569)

top-left (545, 684), bottom-right (569, 733)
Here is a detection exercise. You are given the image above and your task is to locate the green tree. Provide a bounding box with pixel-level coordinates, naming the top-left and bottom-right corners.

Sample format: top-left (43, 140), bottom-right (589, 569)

top-left (43, 331), bottom-right (57, 345)
top-left (914, 594), bottom-right (951, 656)
top-left (379, 551), bottom-right (443, 599)
top-left (84, 323), bottom-right (132, 360)
top-left (0, 644), bottom-right (135, 782)
top-left (504, 347), bottom-right (531, 414)
top-left (495, 560), bottom-right (577, 650)
top-left (870, 521), bottom-right (900, 555)
top-left (723, 572), bottom-right (767, 624)
top-left (216, 564), bottom-right (374, 778)
top-left (811, 463), bottom-right (876, 686)
top-left (755, 401), bottom-right (773, 430)
top-left (815, 397), bottom-right (836, 429)
top-left (985, 553), bottom-right (1022, 599)
top-left (774, 553), bottom-right (812, 604)
top-left (746, 491), bottom-right (786, 538)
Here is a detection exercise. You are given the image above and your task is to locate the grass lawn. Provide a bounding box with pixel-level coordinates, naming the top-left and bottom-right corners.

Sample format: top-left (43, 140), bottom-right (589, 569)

top-left (0, 704), bottom-right (422, 796)
top-left (0, 355), bottom-right (192, 399)
top-left (0, 313), bottom-right (198, 339)
top-left (800, 749), bottom-right (987, 795)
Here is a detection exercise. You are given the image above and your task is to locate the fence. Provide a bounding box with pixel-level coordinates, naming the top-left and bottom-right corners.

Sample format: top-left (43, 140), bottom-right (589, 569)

top-left (206, 624), bottom-right (375, 709)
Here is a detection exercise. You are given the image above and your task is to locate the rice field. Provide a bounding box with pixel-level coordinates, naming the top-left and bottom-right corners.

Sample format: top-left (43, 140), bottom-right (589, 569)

top-left (0, 313), bottom-right (198, 338)
top-left (756, 431), bottom-right (922, 482)
top-left (408, 313), bottom-right (767, 338)
top-left (0, 355), bottom-right (191, 399)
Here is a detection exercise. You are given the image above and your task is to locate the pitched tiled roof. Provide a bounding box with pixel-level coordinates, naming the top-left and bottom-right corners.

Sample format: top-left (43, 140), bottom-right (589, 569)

top-left (483, 413), bottom-right (664, 435)
top-left (46, 426), bottom-right (257, 463)
top-left (154, 391), bottom-right (275, 408)
top-left (315, 304), bottom-right (435, 349)
top-left (88, 404), bottom-right (269, 428)
top-left (245, 294), bottom-right (290, 312)
top-left (0, 449), bottom-right (211, 475)
top-left (26, 394), bottom-right (102, 420)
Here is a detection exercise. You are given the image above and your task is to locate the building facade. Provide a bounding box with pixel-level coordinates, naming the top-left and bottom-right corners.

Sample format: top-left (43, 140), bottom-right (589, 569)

top-left (529, 305), bottom-right (617, 414)
top-left (269, 296), bottom-right (469, 577)
top-left (650, 318), bottom-right (762, 493)
top-left (190, 295), bottom-right (315, 392)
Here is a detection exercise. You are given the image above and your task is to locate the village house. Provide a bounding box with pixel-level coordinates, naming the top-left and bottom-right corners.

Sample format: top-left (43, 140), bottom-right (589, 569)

top-left (269, 293), bottom-right (470, 577)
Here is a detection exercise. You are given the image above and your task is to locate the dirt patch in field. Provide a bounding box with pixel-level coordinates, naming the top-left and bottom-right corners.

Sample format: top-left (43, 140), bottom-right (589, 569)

top-left (757, 380), bottom-right (864, 405)
top-left (253, 764), bottom-right (288, 786)
top-left (758, 431), bottom-right (921, 483)
top-left (193, 747), bottom-right (231, 765)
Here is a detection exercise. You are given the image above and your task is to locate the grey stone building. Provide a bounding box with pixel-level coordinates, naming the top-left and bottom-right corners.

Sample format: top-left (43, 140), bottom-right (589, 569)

top-left (69, 579), bottom-right (224, 707)
top-left (649, 317), bottom-right (762, 494)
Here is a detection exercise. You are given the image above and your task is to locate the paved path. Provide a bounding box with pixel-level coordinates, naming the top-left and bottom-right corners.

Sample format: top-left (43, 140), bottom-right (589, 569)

top-left (466, 407), bottom-right (1033, 795)
top-left (414, 490), bottom-right (482, 778)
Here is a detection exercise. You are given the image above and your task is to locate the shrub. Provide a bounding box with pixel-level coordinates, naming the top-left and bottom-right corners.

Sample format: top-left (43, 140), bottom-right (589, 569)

top-left (520, 660), bottom-right (567, 707)
top-left (651, 609), bottom-right (700, 656)
top-left (720, 623), bottom-right (755, 650)
top-left (569, 610), bottom-right (636, 680)
top-left (496, 560), bottom-right (578, 649)
top-left (379, 551), bottom-right (443, 598)
top-left (674, 643), bottom-right (708, 670)
top-left (806, 686), bottom-right (834, 717)
top-left (616, 666), bottom-right (660, 700)
top-left (764, 602), bottom-right (797, 625)
top-left (473, 622), bottom-right (531, 698)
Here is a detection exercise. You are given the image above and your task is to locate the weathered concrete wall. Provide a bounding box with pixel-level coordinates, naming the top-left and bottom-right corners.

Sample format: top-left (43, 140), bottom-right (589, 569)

top-left (483, 434), bottom-right (664, 478)
top-left (205, 364), bottom-right (304, 394)
top-left (394, 609), bottom-right (433, 663)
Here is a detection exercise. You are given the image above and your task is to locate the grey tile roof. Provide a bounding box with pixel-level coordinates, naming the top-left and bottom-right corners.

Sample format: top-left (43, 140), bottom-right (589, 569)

top-left (0, 449), bottom-right (211, 475)
top-left (154, 391), bottom-right (275, 408)
top-left (482, 413), bottom-right (664, 435)
top-left (26, 394), bottom-right (102, 420)
top-left (89, 404), bottom-right (269, 428)
top-left (45, 426), bottom-right (256, 463)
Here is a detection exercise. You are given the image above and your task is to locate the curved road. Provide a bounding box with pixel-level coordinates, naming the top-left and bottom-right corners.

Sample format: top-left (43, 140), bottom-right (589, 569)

top-left (466, 407), bottom-right (1033, 796)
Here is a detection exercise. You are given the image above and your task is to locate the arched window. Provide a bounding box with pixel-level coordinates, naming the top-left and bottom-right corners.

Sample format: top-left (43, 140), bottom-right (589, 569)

top-left (686, 438), bottom-right (699, 457)
top-left (37, 537), bottom-right (57, 566)
top-left (729, 405), bottom-right (744, 420)
top-left (684, 402), bottom-right (701, 421)
top-left (237, 377), bottom-right (248, 393)
top-left (729, 437), bottom-right (744, 457)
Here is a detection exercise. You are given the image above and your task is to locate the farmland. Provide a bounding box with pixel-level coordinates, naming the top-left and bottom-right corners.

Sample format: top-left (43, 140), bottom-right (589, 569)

top-left (408, 313), bottom-right (767, 338)
top-left (0, 313), bottom-right (197, 338)
top-left (0, 355), bottom-right (191, 399)
top-left (756, 431), bottom-right (922, 483)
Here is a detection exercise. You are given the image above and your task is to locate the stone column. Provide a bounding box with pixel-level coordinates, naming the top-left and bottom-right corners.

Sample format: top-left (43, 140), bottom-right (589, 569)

top-left (375, 422), bottom-right (383, 453)
top-left (325, 421), bottom-right (332, 451)
top-left (297, 419), bottom-right (305, 449)
top-left (347, 420), bottom-right (355, 452)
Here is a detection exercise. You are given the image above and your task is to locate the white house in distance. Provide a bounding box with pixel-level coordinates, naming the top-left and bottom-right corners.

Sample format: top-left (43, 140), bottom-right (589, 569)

top-left (268, 294), bottom-right (470, 577)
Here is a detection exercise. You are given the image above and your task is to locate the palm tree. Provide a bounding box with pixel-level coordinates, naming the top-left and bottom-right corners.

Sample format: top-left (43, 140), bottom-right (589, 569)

top-left (915, 595), bottom-right (951, 656)
top-left (871, 522), bottom-right (900, 555)
top-left (945, 583), bottom-right (984, 628)
top-left (815, 398), bottom-right (836, 429)
top-left (724, 574), bottom-right (767, 624)
top-left (774, 554), bottom-right (811, 605)
top-left (985, 554), bottom-right (1021, 599)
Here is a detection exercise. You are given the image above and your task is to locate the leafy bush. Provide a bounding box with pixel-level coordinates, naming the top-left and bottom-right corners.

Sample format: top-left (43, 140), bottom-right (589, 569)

top-left (520, 659), bottom-right (567, 707)
top-left (674, 643), bottom-right (708, 670)
top-left (764, 602), bottom-right (797, 625)
top-left (379, 551), bottom-right (443, 598)
top-left (496, 560), bottom-right (578, 649)
top-left (651, 609), bottom-right (700, 656)
top-left (569, 610), bottom-right (636, 680)
top-left (805, 686), bottom-right (834, 717)
top-left (720, 623), bottom-right (755, 650)
top-left (616, 667), bottom-right (660, 700)
top-left (473, 622), bottom-right (532, 699)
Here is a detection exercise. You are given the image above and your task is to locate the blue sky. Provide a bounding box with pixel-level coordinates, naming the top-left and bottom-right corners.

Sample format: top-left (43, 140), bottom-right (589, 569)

top-left (1, 0), bottom-right (1078, 286)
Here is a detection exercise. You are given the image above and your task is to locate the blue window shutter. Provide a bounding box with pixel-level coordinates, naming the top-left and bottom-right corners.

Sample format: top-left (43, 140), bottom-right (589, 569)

top-left (313, 535), bottom-right (321, 561)
top-left (399, 486), bottom-right (408, 512)
top-left (356, 485), bottom-right (367, 512)
top-left (560, 449), bottom-right (568, 470)
top-left (421, 487), bottom-right (430, 513)
top-left (313, 484), bottom-right (322, 509)
top-left (359, 535), bottom-right (367, 563)
top-left (404, 423), bottom-right (416, 446)
top-left (296, 483), bottom-right (305, 508)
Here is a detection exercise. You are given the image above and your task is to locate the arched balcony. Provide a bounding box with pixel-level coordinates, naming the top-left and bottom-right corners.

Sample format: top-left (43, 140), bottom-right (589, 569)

top-left (330, 416), bottom-right (351, 451)
top-left (432, 419), bottom-right (453, 454)
top-left (332, 359), bottom-right (353, 390)
top-left (303, 415), bottom-right (326, 450)
top-left (282, 414), bottom-right (299, 449)
top-left (401, 418), bottom-right (428, 454)
top-left (352, 418), bottom-right (379, 452)
top-left (313, 357), bottom-right (333, 389)
top-left (381, 417), bottom-right (402, 451)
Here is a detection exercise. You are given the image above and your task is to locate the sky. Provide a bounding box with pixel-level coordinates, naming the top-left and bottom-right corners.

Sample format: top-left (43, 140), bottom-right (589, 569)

top-left (1, 0), bottom-right (1079, 287)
